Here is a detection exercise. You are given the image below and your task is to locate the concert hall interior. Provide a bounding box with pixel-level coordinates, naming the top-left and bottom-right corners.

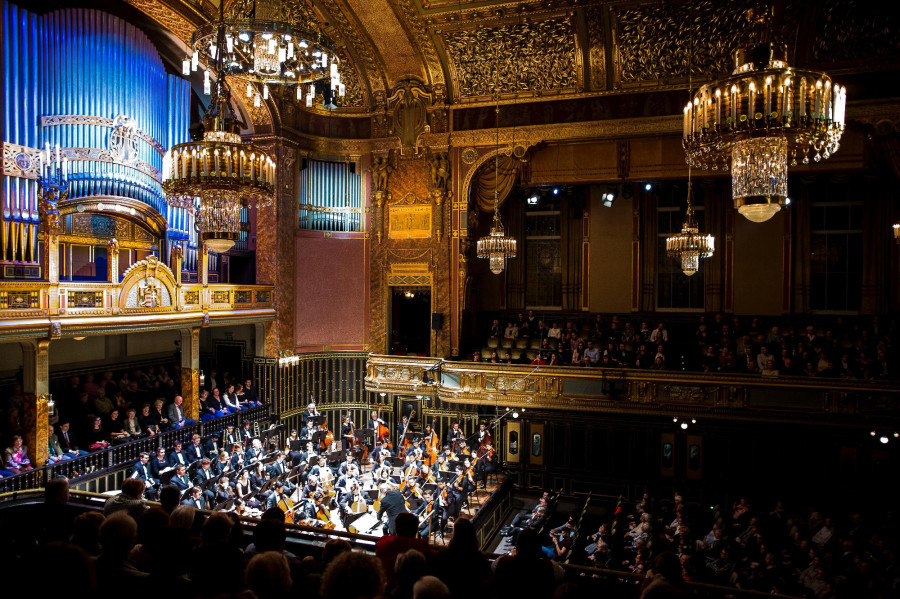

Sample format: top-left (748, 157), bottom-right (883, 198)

top-left (1, 0), bottom-right (899, 597)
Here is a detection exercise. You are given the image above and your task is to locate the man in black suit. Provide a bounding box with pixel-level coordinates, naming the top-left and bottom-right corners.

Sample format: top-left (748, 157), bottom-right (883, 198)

top-left (376, 484), bottom-right (409, 536)
top-left (445, 421), bottom-right (463, 449)
top-left (245, 438), bottom-right (264, 463)
top-left (267, 452), bottom-right (296, 494)
top-left (168, 440), bottom-right (189, 468)
top-left (186, 434), bottom-right (205, 463)
top-left (299, 419), bottom-right (316, 443)
top-left (301, 402), bottom-right (319, 421)
top-left (224, 425), bottom-right (240, 448)
top-left (239, 420), bottom-right (253, 448)
top-left (266, 481), bottom-right (288, 510)
top-left (170, 464), bottom-right (191, 491)
top-left (182, 486), bottom-right (207, 510)
top-left (204, 432), bottom-right (222, 457)
top-left (130, 452), bottom-right (157, 499)
top-left (57, 421), bottom-right (89, 456)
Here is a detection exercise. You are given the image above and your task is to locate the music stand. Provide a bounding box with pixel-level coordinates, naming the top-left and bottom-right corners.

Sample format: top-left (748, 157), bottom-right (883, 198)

top-left (438, 471), bottom-right (456, 483)
top-left (388, 456), bottom-right (405, 469)
top-left (311, 430), bottom-right (326, 448)
top-left (327, 450), bottom-right (347, 466)
top-left (289, 440), bottom-right (305, 452)
top-left (406, 497), bottom-right (424, 512)
top-left (311, 416), bottom-right (327, 427)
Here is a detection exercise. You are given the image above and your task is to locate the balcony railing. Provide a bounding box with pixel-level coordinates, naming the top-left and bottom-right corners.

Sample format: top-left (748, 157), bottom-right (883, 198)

top-left (0, 405), bottom-right (269, 495)
top-left (364, 354), bottom-right (900, 425)
top-left (0, 257), bottom-right (274, 337)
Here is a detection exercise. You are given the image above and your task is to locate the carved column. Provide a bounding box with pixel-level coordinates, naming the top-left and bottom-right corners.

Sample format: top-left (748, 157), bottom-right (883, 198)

top-left (20, 339), bottom-right (51, 467)
top-left (255, 138), bottom-right (298, 355)
top-left (373, 191), bottom-right (386, 243)
top-left (200, 245), bottom-right (210, 288)
top-left (107, 238), bottom-right (119, 283)
top-left (171, 244), bottom-right (183, 285)
top-left (180, 327), bottom-right (200, 420)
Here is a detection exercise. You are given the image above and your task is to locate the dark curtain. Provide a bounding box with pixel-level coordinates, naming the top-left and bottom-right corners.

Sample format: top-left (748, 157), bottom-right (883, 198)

top-left (560, 195), bottom-right (583, 310)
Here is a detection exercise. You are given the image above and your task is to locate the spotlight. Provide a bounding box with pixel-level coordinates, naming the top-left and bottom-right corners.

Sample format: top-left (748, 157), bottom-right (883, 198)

top-left (644, 183), bottom-right (653, 191)
top-left (785, 197), bottom-right (792, 206)
top-left (894, 223), bottom-right (900, 242)
top-left (691, 418), bottom-right (697, 424)
top-left (602, 187), bottom-right (618, 208)
top-left (380, 392), bottom-right (386, 398)
top-left (871, 431), bottom-right (877, 437)
top-left (673, 417), bottom-right (679, 423)
top-left (895, 433), bottom-right (899, 438)
top-left (512, 411), bottom-right (520, 419)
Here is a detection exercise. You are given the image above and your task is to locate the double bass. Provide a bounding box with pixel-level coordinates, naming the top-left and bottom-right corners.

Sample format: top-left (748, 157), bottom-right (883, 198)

top-left (374, 408), bottom-right (392, 451)
top-left (422, 416), bottom-right (438, 467)
top-left (398, 409), bottom-right (416, 458)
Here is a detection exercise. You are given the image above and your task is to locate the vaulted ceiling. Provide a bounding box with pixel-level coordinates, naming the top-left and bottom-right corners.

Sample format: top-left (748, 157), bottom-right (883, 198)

top-left (126, 0), bottom-right (900, 116)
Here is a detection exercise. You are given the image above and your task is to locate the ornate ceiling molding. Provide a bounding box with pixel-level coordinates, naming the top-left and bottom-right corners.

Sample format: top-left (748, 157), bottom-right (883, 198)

top-left (390, 0), bottom-right (446, 88)
top-left (318, 0), bottom-right (388, 100)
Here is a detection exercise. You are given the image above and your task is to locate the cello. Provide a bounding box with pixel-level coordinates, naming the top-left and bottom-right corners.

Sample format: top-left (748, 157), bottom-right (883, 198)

top-left (375, 408), bottom-right (393, 451)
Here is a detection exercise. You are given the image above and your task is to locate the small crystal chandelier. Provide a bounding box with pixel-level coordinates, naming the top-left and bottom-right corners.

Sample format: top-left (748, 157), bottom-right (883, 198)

top-left (477, 101), bottom-right (516, 275)
top-left (666, 177), bottom-right (715, 277)
top-left (164, 19), bottom-right (274, 254)
top-left (184, 0), bottom-right (343, 98)
top-left (683, 4), bottom-right (846, 223)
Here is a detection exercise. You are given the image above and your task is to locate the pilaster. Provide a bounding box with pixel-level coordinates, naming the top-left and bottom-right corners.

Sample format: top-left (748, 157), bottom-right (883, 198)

top-left (180, 327), bottom-right (201, 420)
top-left (20, 339), bottom-right (51, 467)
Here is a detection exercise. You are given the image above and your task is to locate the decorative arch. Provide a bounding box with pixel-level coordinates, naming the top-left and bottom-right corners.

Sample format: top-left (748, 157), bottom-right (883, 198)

top-left (118, 255), bottom-right (177, 311)
top-left (59, 196), bottom-right (168, 238)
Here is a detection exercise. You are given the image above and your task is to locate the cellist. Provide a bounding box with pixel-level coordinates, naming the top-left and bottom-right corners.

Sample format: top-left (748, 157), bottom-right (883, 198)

top-left (476, 422), bottom-right (493, 449)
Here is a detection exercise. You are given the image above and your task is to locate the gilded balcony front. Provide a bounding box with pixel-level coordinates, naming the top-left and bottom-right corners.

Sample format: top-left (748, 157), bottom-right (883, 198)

top-left (364, 354), bottom-right (900, 426)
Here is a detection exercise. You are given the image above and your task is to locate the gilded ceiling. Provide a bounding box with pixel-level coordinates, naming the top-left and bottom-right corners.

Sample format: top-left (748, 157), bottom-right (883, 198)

top-left (137, 0), bottom-right (898, 115)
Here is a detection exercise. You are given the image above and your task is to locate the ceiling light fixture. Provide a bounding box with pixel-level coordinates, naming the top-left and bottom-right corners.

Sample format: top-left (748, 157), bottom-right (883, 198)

top-left (683, 4), bottom-right (846, 223)
top-left (477, 95), bottom-right (516, 275)
top-left (165, 1), bottom-right (275, 254)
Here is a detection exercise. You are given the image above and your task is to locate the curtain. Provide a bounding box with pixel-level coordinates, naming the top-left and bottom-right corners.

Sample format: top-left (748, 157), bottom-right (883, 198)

top-left (472, 155), bottom-right (521, 213)
top-left (560, 195), bottom-right (583, 310)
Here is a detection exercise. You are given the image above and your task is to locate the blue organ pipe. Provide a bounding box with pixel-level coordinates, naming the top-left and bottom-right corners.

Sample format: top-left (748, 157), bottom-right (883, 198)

top-left (2, 2), bottom-right (193, 248)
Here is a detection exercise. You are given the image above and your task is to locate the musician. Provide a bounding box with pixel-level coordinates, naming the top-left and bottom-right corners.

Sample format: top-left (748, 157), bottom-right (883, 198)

top-left (397, 415), bottom-right (411, 448)
top-left (216, 476), bottom-right (234, 506)
top-left (443, 445), bottom-right (457, 463)
top-left (239, 420), bottom-right (253, 448)
top-left (169, 465), bottom-right (191, 492)
top-left (130, 452), bottom-right (158, 499)
top-left (338, 452), bottom-right (356, 476)
top-left (268, 452), bottom-right (296, 493)
top-left (374, 457), bottom-right (394, 487)
top-left (193, 457), bottom-right (215, 485)
top-left (302, 402), bottom-right (320, 421)
top-left (446, 421), bottom-right (464, 448)
top-left (303, 491), bottom-right (332, 526)
top-left (186, 434), bottom-right (205, 463)
top-left (266, 481), bottom-right (288, 510)
top-left (204, 431), bottom-right (222, 458)
top-left (336, 464), bottom-right (360, 500)
top-left (476, 441), bottom-right (496, 489)
top-left (235, 470), bottom-right (262, 508)
top-left (456, 439), bottom-right (472, 457)
top-left (476, 423), bottom-right (492, 447)
top-left (376, 484), bottom-right (409, 536)
top-left (299, 419), bottom-right (316, 443)
top-left (149, 447), bottom-right (171, 479)
top-left (182, 486), bottom-right (208, 510)
top-left (422, 423), bottom-right (439, 458)
top-left (246, 438), bottom-right (264, 463)
top-left (249, 461), bottom-right (272, 503)
top-left (229, 443), bottom-right (245, 472)
top-left (168, 440), bottom-right (189, 468)
top-left (303, 474), bottom-right (321, 499)
top-left (224, 424), bottom-right (240, 448)
top-left (213, 450), bottom-right (232, 478)
top-left (340, 415), bottom-right (354, 452)
top-left (299, 441), bottom-right (317, 466)
top-left (416, 490), bottom-right (445, 538)
top-left (339, 480), bottom-right (369, 518)
top-left (432, 454), bottom-right (448, 479)
top-left (310, 455), bottom-right (332, 480)
top-left (403, 477), bottom-right (424, 502)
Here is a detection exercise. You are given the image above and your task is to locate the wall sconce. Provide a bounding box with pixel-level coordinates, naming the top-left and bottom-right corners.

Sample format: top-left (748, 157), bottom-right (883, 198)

top-left (674, 417), bottom-right (696, 430)
top-left (893, 223), bottom-right (899, 243)
top-left (39, 393), bottom-right (55, 416)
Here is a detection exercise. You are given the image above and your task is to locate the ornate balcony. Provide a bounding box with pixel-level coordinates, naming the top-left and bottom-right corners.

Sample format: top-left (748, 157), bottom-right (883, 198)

top-left (365, 354), bottom-right (900, 427)
top-left (0, 256), bottom-right (274, 341)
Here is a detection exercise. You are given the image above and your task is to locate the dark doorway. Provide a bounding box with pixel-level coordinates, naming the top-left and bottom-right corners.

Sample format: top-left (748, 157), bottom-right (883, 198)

top-left (215, 342), bottom-right (246, 383)
top-left (390, 288), bottom-right (430, 356)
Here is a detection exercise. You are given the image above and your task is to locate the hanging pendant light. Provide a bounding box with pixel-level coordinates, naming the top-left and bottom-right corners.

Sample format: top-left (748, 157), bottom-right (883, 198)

top-left (477, 100), bottom-right (516, 274)
top-left (666, 176), bottom-right (715, 276)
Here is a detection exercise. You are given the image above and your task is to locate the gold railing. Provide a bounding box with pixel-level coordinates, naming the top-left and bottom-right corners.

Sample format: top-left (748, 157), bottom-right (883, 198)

top-left (0, 258), bottom-right (274, 340)
top-left (365, 354), bottom-right (900, 424)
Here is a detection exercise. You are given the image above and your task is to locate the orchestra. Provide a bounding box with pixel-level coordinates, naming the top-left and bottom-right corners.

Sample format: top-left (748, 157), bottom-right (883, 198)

top-left (146, 404), bottom-right (501, 540)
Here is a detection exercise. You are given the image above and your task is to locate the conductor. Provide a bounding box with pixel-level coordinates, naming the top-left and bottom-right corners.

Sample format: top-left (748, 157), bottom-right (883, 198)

top-left (376, 483), bottom-right (409, 535)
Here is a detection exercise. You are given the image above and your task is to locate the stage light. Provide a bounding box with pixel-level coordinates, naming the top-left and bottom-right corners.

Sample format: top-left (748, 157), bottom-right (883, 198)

top-left (527, 193), bottom-right (539, 205)
top-left (645, 183), bottom-right (653, 191)
top-left (880, 435), bottom-right (889, 444)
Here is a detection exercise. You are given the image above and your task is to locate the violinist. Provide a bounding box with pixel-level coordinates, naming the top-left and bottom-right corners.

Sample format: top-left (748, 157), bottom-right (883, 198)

top-left (235, 469), bottom-right (262, 508)
top-left (246, 438), bottom-right (264, 463)
top-left (443, 444), bottom-right (457, 463)
top-left (416, 489), bottom-right (445, 538)
top-left (457, 439), bottom-right (472, 458)
top-left (338, 452), bottom-right (356, 476)
top-left (432, 454), bottom-right (448, 479)
top-left (476, 441), bottom-right (496, 489)
top-left (374, 456), bottom-right (395, 487)
top-left (336, 464), bottom-right (361, 500)
top-left (403, 477), bottom-right (424, 502)
top-left (340, 414), bottom-right (354, 451)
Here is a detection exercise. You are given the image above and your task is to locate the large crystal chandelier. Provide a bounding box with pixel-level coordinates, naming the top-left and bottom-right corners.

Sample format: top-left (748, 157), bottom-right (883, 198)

top-left (682, 5), bottom-right (846, 223)
top-left (164, 20), bottom-right (274, 254)
top-left (477, 103), bottom-right (516, 275)
top-left (666, 178), bottom-right (715, 276)
top-left (184, 0), bottom-right (343, 104)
